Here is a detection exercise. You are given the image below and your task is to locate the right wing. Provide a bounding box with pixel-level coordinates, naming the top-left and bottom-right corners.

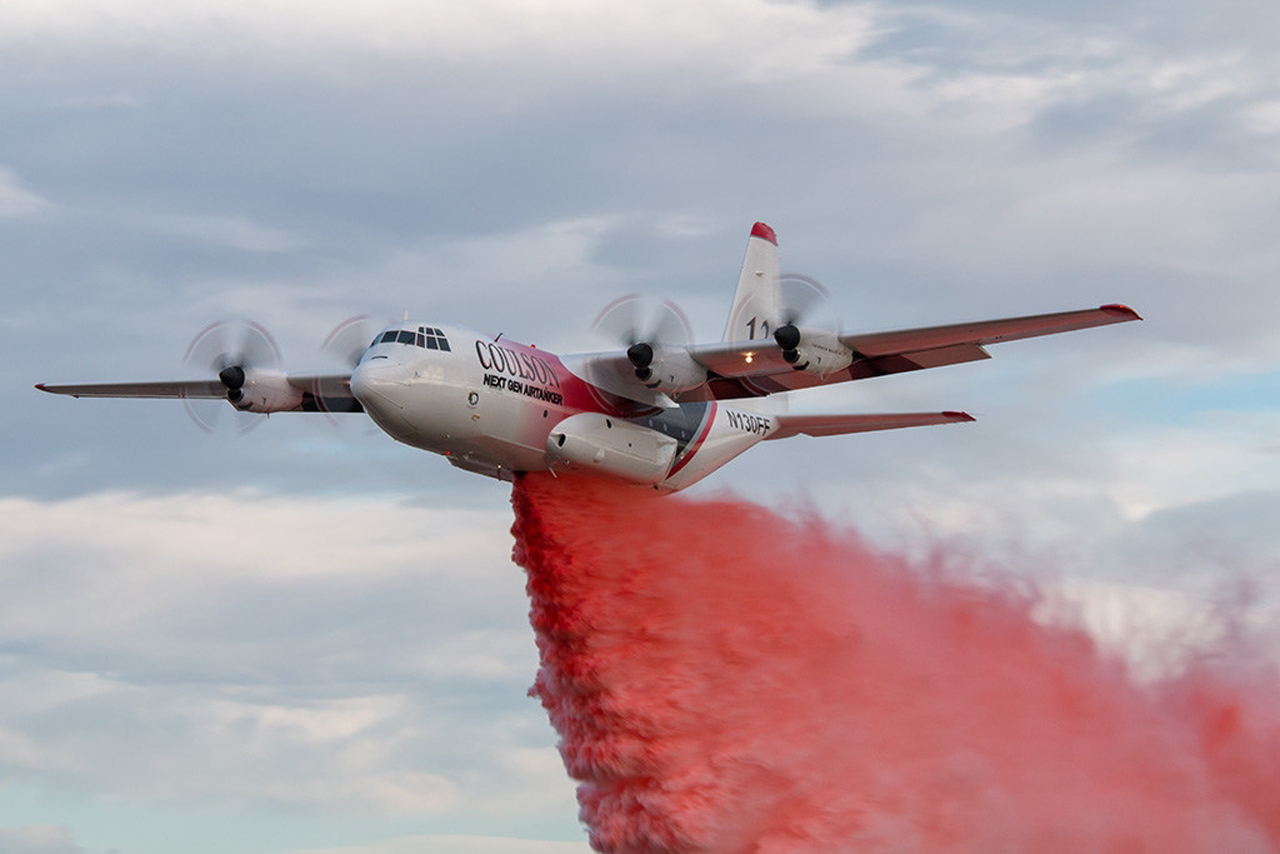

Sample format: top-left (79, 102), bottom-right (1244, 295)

top-left (768, 410), bottom-right (975, 440)
top-left (36, 380), bottom-right (225, 399)
top-left (36, 374), bottom-right (361, 413)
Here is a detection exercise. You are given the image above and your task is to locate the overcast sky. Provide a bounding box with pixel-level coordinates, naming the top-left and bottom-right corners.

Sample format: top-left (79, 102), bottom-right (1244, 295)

top-left (4, 1), bottom-right (1280, 852)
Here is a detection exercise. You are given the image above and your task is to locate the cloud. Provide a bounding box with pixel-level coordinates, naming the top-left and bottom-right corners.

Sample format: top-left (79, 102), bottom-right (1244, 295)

top-left (0, 0), bottom-right (875, 71)
top-left (123, 210), bottom-right (308, 254)
top-left (0, 491), bottom-right (574, 823)
top-left (0, 168), bottom-right (53, 218)
top-left (0, 825), bottom-right (85, 854)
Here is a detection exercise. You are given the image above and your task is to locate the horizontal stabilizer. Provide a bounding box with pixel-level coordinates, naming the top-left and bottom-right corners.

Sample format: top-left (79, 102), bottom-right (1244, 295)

top-left (768, 410), bottom-right (975, 440)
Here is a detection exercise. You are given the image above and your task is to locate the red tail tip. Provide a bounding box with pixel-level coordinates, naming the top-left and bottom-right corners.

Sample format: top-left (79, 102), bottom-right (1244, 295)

top-left (751, 222), bottom-right (778, 246)
top-left (1100, 304), bottom-right (1142, 321)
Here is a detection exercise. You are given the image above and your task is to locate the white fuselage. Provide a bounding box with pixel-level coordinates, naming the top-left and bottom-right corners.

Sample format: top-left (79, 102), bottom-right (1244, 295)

top-left (349, 323), bottom-right (776, 491)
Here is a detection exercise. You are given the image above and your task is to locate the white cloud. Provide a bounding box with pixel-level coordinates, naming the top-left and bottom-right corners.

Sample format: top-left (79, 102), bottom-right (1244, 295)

top-left (129, 210), bottom-right (307, 254)
top-left (1045, 577), bottom-right (1279, 681)
top-left (0, 169), bottom-right (52, 219)
top-left (0, 0), bottom-right (874, 76)
top-left (0, 491), bottom-right (573, 822)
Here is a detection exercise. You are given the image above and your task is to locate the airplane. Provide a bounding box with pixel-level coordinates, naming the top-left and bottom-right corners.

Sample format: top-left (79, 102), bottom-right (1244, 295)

top-left (36, 222), bottom-right (1140, 493)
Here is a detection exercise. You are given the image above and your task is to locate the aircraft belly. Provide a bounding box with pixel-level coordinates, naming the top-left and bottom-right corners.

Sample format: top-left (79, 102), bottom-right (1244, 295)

top-left (397, 374), bottom-right (560, 475)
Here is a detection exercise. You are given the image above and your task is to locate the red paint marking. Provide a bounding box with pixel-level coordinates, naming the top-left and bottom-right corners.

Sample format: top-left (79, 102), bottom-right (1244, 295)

top-left (665, 402), bottom-right (717, 478)
top-left (751, 221), bottom-right (778, 245)
top-left (511, 475), bottom-right (1280, 852)
top-left (1101, 303), bottom-right (1143, 321)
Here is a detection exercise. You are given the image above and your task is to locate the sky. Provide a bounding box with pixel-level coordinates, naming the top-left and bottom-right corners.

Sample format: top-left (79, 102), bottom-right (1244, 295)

top-left (3, 1), bottom-right (1280, 851)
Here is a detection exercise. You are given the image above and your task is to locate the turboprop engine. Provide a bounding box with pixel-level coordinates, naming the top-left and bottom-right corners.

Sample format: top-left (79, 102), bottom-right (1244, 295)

top-left (182, 320), bottom-right (305, 427)
top-left (546, 412), bottom-right (678, 485)
top-left (624, 344), bottom-right (708, 393)
top-left (773, 324), bottom-right (855, 375)
top-left (219, 367), bottom-right (304, 413)
top-left (595, 295), bottom-right (709, 396)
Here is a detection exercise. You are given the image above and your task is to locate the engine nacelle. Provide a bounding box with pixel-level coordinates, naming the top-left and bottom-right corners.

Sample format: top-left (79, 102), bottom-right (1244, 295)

top-left (546, 412), bottom-right (678, 485)
top-left (225, 368), bottom-right (304, 413)
top-left (774, 326), bottom-right (854, 376)
top-left (626, 344), bottom-right (708, 394)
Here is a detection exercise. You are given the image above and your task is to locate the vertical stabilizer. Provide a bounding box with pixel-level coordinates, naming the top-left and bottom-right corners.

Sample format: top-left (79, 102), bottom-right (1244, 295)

top-left (723, 222), bottom-right (782, 343)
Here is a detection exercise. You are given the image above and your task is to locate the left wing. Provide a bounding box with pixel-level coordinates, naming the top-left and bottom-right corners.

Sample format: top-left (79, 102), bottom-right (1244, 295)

top-left (690, 304), bottom-right (1140, 400)
top-left (564, 304), bottom-right (1140, 405)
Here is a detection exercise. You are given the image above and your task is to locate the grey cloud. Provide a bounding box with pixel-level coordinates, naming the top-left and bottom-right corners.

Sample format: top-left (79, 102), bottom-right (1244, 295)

top-left (0, 168), bottom-right (53, 219)
top-left (0, 825), bottom-right (86, 854)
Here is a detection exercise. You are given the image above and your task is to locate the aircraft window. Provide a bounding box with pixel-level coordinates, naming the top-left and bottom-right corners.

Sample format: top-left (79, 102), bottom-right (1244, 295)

top-left (396, 330), bottom-right (415, 344)
top-left (380, 331), bottom-right (398, 344)
top-left (416, 331), bottom-right (425, 347)
top-left (422, 328), bottom-right (451, 352)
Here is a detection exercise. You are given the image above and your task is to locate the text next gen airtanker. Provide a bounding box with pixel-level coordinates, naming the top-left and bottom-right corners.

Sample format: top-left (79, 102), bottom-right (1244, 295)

top-left (37, 223), bottom-right (1140, 492)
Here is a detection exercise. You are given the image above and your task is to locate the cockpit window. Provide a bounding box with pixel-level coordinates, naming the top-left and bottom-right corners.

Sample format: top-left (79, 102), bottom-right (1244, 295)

top-left (373, 326), bottom-right (452, 351)
top-left (421, 327), bottom-right (451, 351)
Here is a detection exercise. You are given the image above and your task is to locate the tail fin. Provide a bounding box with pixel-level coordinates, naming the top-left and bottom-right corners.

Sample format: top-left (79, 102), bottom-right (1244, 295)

top-left (723, 222), bottom-right (782, 344)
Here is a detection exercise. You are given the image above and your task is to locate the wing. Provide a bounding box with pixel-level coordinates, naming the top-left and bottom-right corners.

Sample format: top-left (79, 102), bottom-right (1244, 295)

top-left (691, 304), bottom-right (1140, 400)
top-left (36, 380), bottom-right (226, 398)
top-left (768, 410), bottom-right (974, 440)
top-left (558, 353), bottom-right (682, 409)
top-left (36, 374), bottom-right (361, 413)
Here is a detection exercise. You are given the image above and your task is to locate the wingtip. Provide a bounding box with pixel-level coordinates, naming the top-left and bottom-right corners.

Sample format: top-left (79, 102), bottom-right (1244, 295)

top-left (751, 222), bottom-right (778, 246)
top-left (34, 383), bottom-right (48, 392)
top-left (1100, 304), bottom-right (1143, 321)
top-left (943, 410), bottom-right (977, 423)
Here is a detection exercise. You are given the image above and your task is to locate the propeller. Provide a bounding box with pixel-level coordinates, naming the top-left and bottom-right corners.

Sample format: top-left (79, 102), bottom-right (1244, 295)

top-left (320, 314), bottom-right (381, 370)
top-left (774, 274), bottom-right (838, 363)
top-left (592, 294), bottom-right (693, 382)
top-left (181, 319), bottom-right (282, 432)
top-left (315, 315), bottom-right (385, 423)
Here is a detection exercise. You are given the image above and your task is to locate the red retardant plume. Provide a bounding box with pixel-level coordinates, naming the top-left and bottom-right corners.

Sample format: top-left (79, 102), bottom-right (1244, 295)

top-left (511, 473), bottom-right (1280, 853)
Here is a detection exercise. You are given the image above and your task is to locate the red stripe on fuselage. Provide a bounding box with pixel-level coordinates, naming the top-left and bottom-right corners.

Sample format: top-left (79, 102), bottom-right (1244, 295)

top-left (548, 357), bottom-right (637, 417)
top-left (475, 335), bottom-right (666, 421)
top-left (666, 402), bottom-right (718, 478)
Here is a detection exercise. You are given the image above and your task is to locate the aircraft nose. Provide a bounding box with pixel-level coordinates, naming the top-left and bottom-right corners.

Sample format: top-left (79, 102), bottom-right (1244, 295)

top-left (350, 358), bottom-right (410, 412)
